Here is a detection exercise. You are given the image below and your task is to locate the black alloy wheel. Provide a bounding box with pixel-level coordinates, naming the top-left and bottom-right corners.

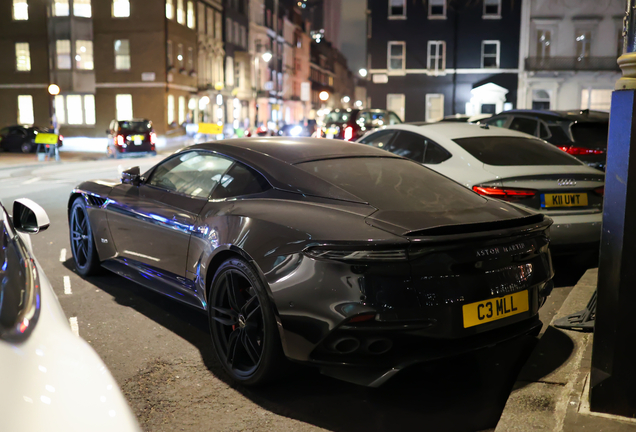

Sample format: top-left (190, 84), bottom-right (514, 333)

top-left (209, 258), bottom-right (286, 385)
top-left (69, 198), bottom-right (101, 276)
top-left (20, 142), bottom-right (32, 153)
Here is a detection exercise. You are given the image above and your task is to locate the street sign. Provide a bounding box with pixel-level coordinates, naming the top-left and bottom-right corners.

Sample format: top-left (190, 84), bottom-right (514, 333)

top-left (34, 133), bottom-right (59, 144)
top-left (301, 82), bottom-right (311, 101)
top-left (197, 123), bottom-right (223, 134)
top-left (372, 74), bottom-right (388, 84)
top-left (141, 72), bottom-right (156, 81)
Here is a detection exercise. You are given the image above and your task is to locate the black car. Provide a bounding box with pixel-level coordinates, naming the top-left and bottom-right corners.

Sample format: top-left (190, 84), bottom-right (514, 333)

top-left (482, 110), bottom-right (608, 170)
top-left (106, 119), bottom-right (157, 158)
top-left (0, 125), bottom-right (62, 153)
top-left (321, 109), bottom-right (402, 141)
top-left (68, 138), bottom-right (554, 387)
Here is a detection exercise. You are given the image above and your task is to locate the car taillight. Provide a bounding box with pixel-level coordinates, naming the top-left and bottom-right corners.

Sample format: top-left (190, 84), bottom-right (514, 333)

top-left (347, 313), bottom-right (376, 323)
top-left (150, 132), bottom-right (157, 145)
top-left (472, 186), bottom-right (537, 201)
top-left (58, 135), bottom-right (63, 141)
top-left (557, 145), bottom-right (605, 155)
top-left (594, 186), bottom-right (604, 196)
top-left (116, 134), bottom-right (125, 146)
top-left (344, 126), bottom-right (354, 141)
top-left (304, 247), bottom-right (408, 262)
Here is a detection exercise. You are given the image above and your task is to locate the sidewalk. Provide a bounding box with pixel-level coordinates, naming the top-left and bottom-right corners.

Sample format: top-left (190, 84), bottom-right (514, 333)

top-left (495, 269), bottom-right (636, 432)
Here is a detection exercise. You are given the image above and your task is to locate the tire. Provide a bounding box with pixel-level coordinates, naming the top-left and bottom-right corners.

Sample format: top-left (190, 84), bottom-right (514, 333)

top-left (208, 258), bottom-right (286, 386)
top-left (69, 197), bottom-right (101, 276)
top-left (20, 142), bottom-right (32, 153)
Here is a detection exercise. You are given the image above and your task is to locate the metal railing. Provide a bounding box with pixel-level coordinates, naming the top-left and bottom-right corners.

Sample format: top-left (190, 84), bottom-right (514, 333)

top-left (525, 56), bottom-right (620, 71)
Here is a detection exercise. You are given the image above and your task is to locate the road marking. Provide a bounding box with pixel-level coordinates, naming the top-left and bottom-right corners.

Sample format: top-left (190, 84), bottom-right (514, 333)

top-left (63, 276), bottom-right (72, 295)
top-left (69, 317), bottom-right (79, 336)
top-left (59, 248), bottom-right (66, 262)
top-left (22, 177), bottom-right (41, 185)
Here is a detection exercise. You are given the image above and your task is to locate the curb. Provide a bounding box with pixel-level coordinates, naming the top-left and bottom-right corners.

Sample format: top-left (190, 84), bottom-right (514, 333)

top-left (494, 269), bottom-right (597, 432)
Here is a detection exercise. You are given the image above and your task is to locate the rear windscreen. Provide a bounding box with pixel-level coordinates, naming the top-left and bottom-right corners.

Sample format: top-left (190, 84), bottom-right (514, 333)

top-left (453, 136), bottom-right (582, 166)
top-left (296, 157), bottom-right (485, 211)
top-left (571, 122), bottom-right (608, 149)
top-left (119, 121), bottom-right (152, 133)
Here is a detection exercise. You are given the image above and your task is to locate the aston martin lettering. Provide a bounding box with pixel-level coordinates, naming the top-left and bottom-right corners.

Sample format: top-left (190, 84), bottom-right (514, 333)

top-left (476, 243), bottom-right (525, 257)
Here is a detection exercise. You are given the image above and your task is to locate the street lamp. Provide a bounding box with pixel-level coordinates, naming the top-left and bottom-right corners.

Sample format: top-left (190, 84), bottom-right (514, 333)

top-left (48, 84), bottom-right (60, 96)
top-left (342, 96), bottom-right (350, 103)
top-left (47, 83), bottom-right (61, 161)
top-left (319, 91), bottom-right (329, 102)
top-left (359, 68), bottom-right (368, 78)
top-left (261, 51), bottom-right (272, 63)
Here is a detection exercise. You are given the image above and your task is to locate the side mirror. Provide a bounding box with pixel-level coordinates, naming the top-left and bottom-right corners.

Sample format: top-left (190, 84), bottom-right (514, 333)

top-left (121, 166), bottom-right (142, 186)
top-left (13, 198), bottom-right (50, 234)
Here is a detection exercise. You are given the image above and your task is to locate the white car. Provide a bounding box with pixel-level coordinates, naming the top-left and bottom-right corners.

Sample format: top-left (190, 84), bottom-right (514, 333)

top-left (0, 199), bottom-right (140, 432)
top-left (357, 123), bottom-right (604, 255)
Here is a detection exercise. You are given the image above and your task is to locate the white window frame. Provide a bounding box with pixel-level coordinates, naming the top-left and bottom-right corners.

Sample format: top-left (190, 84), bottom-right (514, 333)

top-left (483, 0), bottom-right (501, 19)
top-left (387, 41), bottom-right (406, 74)
top-left (56, 40), bottom-right (71, 70)
top-left (114, 39), bottom-right (131, 70)
top-left (53, 0), bottom-right (69, 16)
top-left (428, 0), bottom-right (446, 19)
top-left (13, 0), bottom-right (28, 21)
top-left (481, 40), bottom-right (500, 68)
top-left (388, 0), bottom-right (406, 20)
top-left (112, 0), bottom-right (130, 18)
top-left (17, 95), bottom-right (34, 125)
top-left (15, 42), bottom-right (31, 72)
top-left (75, 40), bottom-right (94, 70)
top-left (425, 93), bottom-right (445, 122)
top-left (427, 41), bottom-right (446, 74)
top-left (116, 94), bottom-right (133, 121)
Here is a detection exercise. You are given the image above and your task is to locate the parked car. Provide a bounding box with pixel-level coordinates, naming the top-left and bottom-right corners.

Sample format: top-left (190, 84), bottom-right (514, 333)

top-left (0, 125), bottom-right (63, 153)
top-left (0, 199), bottom-right (140, 432)
top-left (358, 123), bottom-right (604, 257)
top-left (106, 119), bottom-right (157, 159)
top-left (481, 110), bottom-right (608, 170)
top-left (321, 108), bottom-right (402, 141)
top-left (68, 137), bottom-right (554, 388)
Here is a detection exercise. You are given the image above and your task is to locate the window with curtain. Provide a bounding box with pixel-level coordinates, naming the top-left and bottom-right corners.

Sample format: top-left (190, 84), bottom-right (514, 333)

top-left (112, 0), bottom-right (130, 17)
top-left (17, 95), bottom-right (33, 125)
top-left (115, 40), bottom-right (131, 70)
top-left (116, 94), bottom-right (133, 121)
top-left (53, 0), bottom-right (69, 16)
top-left (76, 40), bottom-right (94, 70)
top-left (15, 43), bottom-right (31, 72)
top-left (74, 0), bottom-right (91, 17)
top-left (56, 40), bottom-right (71, 69)
top-left (13, 0), bottom-right (28, 20)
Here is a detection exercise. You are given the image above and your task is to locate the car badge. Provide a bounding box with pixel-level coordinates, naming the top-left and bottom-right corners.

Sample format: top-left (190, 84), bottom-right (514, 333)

top-left (557, 179), bottom-right (577, 186)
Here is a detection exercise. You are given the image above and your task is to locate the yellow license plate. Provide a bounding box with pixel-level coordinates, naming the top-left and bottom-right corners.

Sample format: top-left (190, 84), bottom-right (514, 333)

top-left (132, 135), bottom-right (143, 144)
top-left (327, 128), bottom-right (337, 135)
top-left (543, 193), bottom-right (588, 208)
top-left (462, 290), bottom-right (529, 328)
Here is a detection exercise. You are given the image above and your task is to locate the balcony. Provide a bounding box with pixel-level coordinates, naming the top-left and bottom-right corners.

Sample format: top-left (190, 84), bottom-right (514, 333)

top-left (525, 56), bottom-right (619, 72)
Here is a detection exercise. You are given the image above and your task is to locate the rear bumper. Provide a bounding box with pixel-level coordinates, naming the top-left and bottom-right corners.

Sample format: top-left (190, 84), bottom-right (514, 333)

top-left (547, 212), bottom-right (602, 248)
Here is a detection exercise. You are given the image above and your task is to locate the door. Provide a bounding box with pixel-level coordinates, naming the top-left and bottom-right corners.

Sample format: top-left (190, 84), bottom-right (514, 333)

top-left (107, 151), bottom-right (233, 276)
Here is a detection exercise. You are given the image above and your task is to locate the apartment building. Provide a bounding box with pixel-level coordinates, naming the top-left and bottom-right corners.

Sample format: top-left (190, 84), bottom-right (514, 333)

top-left (366, 0), bottom-right (522, 122)
top-left (517, 0), bottom-right (622, 111)
top-left (196, 0), bottom-right (225, 123)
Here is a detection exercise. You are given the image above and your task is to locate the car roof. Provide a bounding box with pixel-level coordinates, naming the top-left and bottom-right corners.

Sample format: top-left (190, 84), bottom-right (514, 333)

top-left (495, 109), bottom-right (609, 123)
top-left (389, 122), bottom-right (534, 140)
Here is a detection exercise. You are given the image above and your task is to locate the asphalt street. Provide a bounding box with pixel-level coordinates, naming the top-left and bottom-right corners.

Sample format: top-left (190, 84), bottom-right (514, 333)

top-left (0, 153), bottom-right (582, 432)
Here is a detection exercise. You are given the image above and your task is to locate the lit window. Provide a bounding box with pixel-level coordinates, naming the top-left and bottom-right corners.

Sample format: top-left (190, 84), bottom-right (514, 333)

top-left (54, 95), bottom-right (65, 124)
top-left (177, 0), bottom-right (185, 24)
top-left (13, 0), bottom-right (28, 20)
top-left (177, 44), bottom-right (184, 68)
top-left (112, 0), bottom-right (130, 18)
top-left (428, 0), bottom-right (445, 18)
top-left (75, 40), bottom-right (94, 70)
top-left (53, 0), bottom-right (69, 16)
top-left (15, 43), bottom-right (31, 72)
top-left (426, 94), bottom-right (444, 122)
top-left (17, 95), bottom-right (33, 125)
top-left (166, 0), bottom-right (174, 19)
top-left (427, 41), bottom-right (445, 73)
top-left (576, 30), bottom-right (591, 61)
top-left (56, 40), bottom-right (71, 70)
top-left (187, 1), bottom-right (195, 29)
top-left (483, 0), bottom-right (501, 18)
top-left (581, 89), bottom-right (612, 111)
top-left (178, 96), bottom-right (186, 124)
top-left (84, 95), bottom-right (95, 125)
top-left (388, 0), bottom-right (405, 18)
top-left (482, 40), bottom-right (500, 68)
top-left (114, 40), bottom-right (131, 70)
top-left (67, 95), bottom-right (83, 124)
top-left (167, 40), bottom-right (173, 67)
top-left (387, 41), bottom-right (405, 72)
top-left (167, 95), bottom-right (175, 124)
top-left (116, 94), bottom-right (133, 121)
top-left (74, 0), bottom-right (91, 17)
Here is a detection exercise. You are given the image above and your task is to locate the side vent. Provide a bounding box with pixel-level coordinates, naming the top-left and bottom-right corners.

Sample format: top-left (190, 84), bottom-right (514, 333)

top-left (86, 195), bottom-right (107, 207)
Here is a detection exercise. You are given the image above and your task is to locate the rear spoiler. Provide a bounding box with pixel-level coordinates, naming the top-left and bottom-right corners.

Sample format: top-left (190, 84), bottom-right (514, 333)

top-left (404, 214), bottom-right (547, 237)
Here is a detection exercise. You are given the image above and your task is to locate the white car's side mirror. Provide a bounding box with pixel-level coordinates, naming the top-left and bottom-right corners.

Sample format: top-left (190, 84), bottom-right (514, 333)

top-left (13, 198), bottom-right (50, 234)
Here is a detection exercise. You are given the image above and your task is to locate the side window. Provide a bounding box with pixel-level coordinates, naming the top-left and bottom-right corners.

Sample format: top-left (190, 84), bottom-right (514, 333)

top-left (212, 163), bottom-right (271, 199)
top-left (485, 116), bottom-right (508, 128)
top-left (389, 112), bottom-right (402, 124)
top-left (389, 131), bottom-right (427, 163)
top-left (509, 117), bottom-right (538, 136)
top-left (359, 130), bottom-right (396, 149)
top-left (423, 141), bottom-right (452, 164)
top-left (147, 151), bottom-right (233, 198)
top-left (539, 122), bottom-right (551, 139)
